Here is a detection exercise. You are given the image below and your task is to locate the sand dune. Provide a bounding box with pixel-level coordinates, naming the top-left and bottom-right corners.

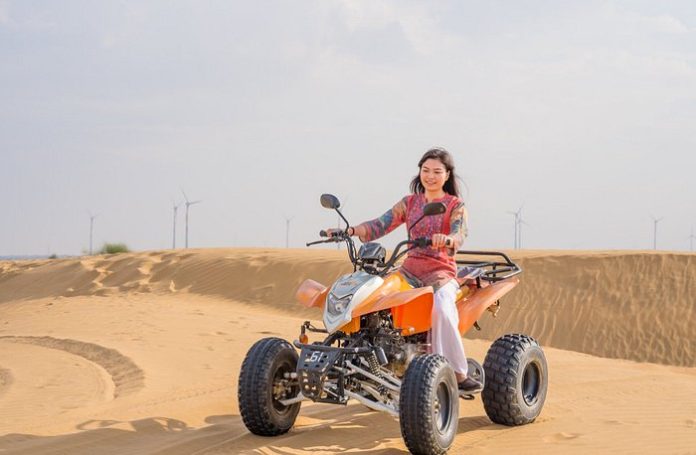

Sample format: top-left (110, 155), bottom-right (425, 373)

top-left (0, 248), bottom-right (695, 454)
top-left (2, 248), bottom-right (693, 365)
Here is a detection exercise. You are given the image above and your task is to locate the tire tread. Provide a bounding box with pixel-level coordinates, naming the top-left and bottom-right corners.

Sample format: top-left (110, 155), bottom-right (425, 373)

top-left (238, 337), bottom-right (299, 436)
top-left (399, 354), bottom-right (455, 455)
top-left (482, 333), bottom-right (544, 426)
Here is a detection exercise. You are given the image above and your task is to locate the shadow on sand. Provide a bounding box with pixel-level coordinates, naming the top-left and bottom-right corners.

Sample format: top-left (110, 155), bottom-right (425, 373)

top-left (0, 405), bottom-right (505, 454)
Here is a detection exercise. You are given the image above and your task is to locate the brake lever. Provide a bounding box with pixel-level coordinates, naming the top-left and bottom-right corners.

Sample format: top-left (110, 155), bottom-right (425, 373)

top-left (307, 235), bottom-right (345, 247)
top-left (306, 239), bottom-right (332, 247)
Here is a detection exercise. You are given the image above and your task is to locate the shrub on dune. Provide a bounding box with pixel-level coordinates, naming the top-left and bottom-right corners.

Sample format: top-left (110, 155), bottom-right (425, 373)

top-left (99, 243), bottom-right (130, 255)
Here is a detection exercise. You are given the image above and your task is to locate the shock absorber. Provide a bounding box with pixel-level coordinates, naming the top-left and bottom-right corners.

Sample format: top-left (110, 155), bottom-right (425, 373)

top-left (366, 347), bottom-right (388, 377)
top-left (367, 352), bottom-right (382, 377)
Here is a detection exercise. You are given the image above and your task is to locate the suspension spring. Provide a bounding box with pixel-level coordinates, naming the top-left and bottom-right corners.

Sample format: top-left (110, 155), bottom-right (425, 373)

top-left (367, 352), bottom-right (382, 378)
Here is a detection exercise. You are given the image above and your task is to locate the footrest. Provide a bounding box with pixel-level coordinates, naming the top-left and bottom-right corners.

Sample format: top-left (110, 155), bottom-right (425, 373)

top-left (459, 392), bottom-right (476, 400)
top-left (458, 388), bottom-right (481, 400)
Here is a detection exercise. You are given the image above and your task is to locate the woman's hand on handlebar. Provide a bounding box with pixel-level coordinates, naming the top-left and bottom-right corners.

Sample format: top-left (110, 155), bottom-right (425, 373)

top-left (431, 234), bottom-right (453, 249)
top-left (323, 228), bottom-right (344, 238)
top-left (323, 227), bottom-right (356, 238)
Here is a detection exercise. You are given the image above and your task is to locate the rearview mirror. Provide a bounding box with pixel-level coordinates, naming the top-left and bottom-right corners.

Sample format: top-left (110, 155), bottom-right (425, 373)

top-left (320, 194), bottom-right (341, 209)
top-left (423, 202), bottom-right (446, 217)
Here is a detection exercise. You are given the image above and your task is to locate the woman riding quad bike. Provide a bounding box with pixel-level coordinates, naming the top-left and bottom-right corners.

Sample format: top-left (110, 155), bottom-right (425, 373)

top-left (238, 149), bottom-right (548, 454)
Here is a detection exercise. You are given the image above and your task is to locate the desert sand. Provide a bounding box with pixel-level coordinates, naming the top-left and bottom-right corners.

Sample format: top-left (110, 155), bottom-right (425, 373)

top-left (0, 248), bottom-right (695, 454)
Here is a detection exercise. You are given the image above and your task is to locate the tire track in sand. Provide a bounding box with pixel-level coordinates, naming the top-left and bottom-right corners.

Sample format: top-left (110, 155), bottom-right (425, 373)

top-left (0, 336), bottom-right (144, 398)
top-left (0, 367), bottom-right (13, 398)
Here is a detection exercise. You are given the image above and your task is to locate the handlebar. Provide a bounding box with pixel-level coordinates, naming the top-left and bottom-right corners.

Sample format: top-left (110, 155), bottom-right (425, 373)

top-left (405, 237), bottom-right (453, 248)
top-left (306, 234), bottom-right (455, 275)
top-left (307, 229), bottom-right (348, 247)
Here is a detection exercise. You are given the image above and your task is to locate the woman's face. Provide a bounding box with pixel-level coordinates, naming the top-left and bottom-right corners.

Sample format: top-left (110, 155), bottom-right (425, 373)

top-left (420, 158), bottom-right (450, 193)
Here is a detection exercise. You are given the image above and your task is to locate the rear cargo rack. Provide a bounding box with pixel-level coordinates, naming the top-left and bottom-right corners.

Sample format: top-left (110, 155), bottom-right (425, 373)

top-left (455, 250), bottom-right (522, 282)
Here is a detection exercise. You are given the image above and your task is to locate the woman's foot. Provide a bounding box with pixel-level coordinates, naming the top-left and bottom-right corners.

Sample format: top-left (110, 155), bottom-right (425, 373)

top-left (458, 377), bottom-right (483, 393)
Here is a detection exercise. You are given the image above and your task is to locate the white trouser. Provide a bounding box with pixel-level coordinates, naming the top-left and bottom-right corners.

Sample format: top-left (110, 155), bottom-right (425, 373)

top-left (430, 279), bottom-right (468, 376)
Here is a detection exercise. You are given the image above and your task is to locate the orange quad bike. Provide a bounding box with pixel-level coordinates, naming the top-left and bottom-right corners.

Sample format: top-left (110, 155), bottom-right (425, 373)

top-left (238, 194), bottom-right (548, 455)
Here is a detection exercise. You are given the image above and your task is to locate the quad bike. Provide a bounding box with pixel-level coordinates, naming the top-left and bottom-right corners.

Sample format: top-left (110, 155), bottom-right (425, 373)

top-left (238, 194), bottom-right (548, 455)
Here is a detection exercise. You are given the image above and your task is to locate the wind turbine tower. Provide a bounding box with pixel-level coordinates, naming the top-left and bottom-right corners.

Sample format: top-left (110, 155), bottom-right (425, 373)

top-left (689, 227), bottom-right (695, 252)
top-left (283, 214), bottom-right (294, 248)
top-left (181, 190), bottom-right (202, 249)
top-left (88, 211), bottom-right (98, 255)
top-left (507, 206), bottom-right (523, 249)
top-left (651, 215), bottom-right (663, 250)
top-left (171, 199), bottom-right (182, 249)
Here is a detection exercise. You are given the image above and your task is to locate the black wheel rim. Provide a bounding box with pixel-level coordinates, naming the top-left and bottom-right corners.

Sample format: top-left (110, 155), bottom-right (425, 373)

top-left (433, 381), bottom-right (453, 433)
top-left (522, 360), bottom-right (541, 406)
top-left (271, 359), bottom-right (297, 414)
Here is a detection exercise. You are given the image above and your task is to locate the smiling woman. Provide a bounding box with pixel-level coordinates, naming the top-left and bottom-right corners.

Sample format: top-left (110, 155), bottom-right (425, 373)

top-left (323, 147), bottom-right (478, 390)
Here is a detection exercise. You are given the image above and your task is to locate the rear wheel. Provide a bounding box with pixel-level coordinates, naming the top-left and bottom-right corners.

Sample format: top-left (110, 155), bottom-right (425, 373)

top-left (238, 337), bottom-right (301, 436)
top-left (482, 334), bottom-right (548, 426)
top-left (399, 354), bottom-right (459, 455)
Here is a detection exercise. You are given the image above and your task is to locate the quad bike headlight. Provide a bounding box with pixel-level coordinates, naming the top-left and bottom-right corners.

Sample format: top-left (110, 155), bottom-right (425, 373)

top-left (327, 293), bottom-right (352, 316)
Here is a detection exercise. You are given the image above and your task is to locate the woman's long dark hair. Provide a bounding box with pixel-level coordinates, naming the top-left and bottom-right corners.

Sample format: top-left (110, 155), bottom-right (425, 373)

top-left (409, 147), bottom-right (461, 198)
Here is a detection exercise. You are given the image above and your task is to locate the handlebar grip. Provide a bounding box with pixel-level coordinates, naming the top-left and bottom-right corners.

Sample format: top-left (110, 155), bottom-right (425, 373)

top-left (319, 230), bottom-right (328, 238)
top-left (411, 237), bottom-right (432, 248)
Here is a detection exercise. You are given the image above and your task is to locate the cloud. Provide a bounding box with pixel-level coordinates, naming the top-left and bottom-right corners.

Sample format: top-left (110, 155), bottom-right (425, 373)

top-left (335, 0), bottom-right (459, 57)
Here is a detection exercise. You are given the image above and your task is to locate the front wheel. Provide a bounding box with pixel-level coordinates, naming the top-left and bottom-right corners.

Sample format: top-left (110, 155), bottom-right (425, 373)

top-left (238, 337), bottom-right (301, 436)
top-left (482, 334), bottom-right (548, 426)
top-left (399, 354), bottom-right (459, 455)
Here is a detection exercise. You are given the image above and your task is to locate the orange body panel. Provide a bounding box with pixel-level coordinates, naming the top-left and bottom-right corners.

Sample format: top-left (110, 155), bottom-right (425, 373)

top-left (348, 272), bottom-right (436, 335)
top-left (351, 272), bottom-right (413, 317)
top-left (338, 317), bottom-right (361, 334)
top-left (296, 272), bottom-right (518, 337)
top-left (295, 279), bottom-right (327, 309)
top-left (456, 278), bottom-right (519, 334)
top-left (390, 289), bottom-right (434, 335)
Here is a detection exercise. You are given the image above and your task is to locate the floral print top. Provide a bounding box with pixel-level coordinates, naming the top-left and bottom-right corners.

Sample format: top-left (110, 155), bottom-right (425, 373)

top-left (355, 193), bottom-right (468, 289)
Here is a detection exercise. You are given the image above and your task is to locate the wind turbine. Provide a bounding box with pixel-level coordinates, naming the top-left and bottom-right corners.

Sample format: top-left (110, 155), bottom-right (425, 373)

top-left (688, 227), bottom-right (695, 252)
top-left (507, 205), bottom-right (523, 249)
top-left (283, 214), bottom-right (294, 248)
top-left (171, 199), bottom-right (182, 249)
top-left (88, 211), bottom-right (99, 255)
top-left (181, 190), bottom-right (202, 249)
top-left (651, 215), bottom-right (663, 250)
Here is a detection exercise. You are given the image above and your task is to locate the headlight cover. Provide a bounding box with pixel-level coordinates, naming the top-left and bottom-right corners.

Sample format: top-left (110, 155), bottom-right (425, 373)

top-left (327, 292), bottom-right (352, 316)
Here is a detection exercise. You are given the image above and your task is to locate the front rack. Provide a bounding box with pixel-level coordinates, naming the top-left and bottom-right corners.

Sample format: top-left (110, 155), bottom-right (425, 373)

top-left (455, 250), bottom-right (522, 282)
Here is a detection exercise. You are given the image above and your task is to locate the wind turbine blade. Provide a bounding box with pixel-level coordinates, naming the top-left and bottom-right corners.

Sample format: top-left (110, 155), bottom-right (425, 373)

top-left (181, 188), bottom-right (190, 203)
top-left (190, 200), bottom-right (202, 205)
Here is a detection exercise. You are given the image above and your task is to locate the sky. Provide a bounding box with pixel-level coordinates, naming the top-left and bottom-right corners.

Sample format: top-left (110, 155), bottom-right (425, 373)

top-left (1, 0), bottom-right (695, 256)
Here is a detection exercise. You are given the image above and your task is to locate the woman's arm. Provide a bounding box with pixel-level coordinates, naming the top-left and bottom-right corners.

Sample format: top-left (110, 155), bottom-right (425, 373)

top-left (351, 197), bottom-right (408, 242)
top-left (448, 202), bottom-right (468, 251)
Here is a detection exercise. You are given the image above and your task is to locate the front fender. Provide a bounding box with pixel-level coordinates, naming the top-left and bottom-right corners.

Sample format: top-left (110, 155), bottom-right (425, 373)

top-left (296, 279), bottom-right (327, 310)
